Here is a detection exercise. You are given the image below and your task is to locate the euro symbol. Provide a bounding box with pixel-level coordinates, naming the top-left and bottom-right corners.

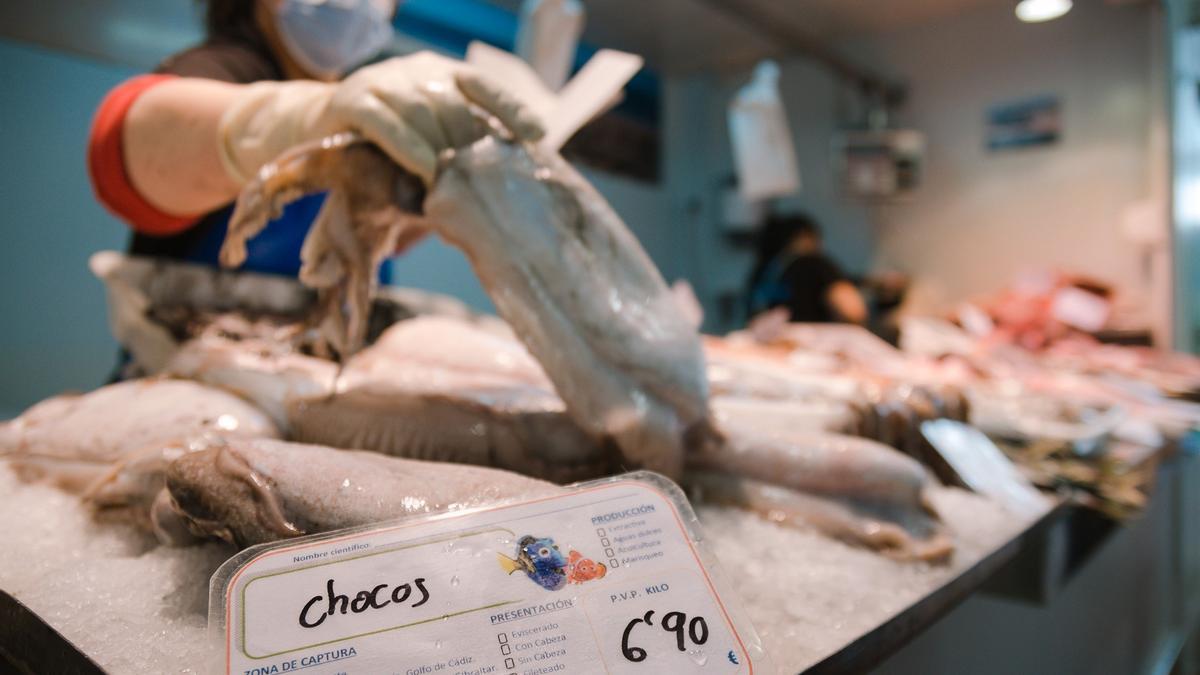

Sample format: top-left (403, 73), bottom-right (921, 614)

top-left (728, 650), bottom-right (739, 665)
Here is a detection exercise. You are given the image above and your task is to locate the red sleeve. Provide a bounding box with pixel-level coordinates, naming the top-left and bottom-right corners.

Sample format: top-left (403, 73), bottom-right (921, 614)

top-left (87, 74), bottom-right (202, 236)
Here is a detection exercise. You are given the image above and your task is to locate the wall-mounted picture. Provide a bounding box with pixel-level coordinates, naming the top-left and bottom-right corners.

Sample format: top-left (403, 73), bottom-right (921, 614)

top-left (986, 95), bottom-right (1061, 150)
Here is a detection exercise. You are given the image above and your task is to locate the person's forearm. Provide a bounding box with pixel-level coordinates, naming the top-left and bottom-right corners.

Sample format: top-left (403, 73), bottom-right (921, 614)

top-left (828, 281), bottom-right (868, 324)
top-left (122, 78), bottom-right (244, 216)
top-left (119, 53), bottom-right (545, 219)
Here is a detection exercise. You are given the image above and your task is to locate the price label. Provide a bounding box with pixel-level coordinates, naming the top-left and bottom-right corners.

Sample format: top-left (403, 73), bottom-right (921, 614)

top-left (211, 473), bottom-right (771, 674)
top-left (921, 419), bottom-right (1051, 518)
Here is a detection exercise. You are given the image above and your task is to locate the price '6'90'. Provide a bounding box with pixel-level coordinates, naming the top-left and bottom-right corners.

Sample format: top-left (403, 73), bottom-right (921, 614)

top-left (620, 610), bottom-right (710, 662)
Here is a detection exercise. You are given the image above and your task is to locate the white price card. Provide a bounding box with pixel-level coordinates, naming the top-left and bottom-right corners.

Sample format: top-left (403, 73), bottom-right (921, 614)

top-left (921, 419), bottom-right (1052, 519)
top-left (210, 472), bottom-right (772, 674)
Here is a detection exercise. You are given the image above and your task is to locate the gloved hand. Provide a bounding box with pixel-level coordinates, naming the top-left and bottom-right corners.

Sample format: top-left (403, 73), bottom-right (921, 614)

top-left (217, 52), bottom-right (545, 186)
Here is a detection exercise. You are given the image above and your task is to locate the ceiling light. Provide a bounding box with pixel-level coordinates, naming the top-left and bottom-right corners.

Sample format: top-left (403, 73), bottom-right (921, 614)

top-left (1015, 0), bottom-right (1072, 22)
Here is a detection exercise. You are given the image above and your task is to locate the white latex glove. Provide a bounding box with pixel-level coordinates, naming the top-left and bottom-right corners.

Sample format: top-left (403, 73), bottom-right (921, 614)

top-left (218, 52), bottom-right (544, 186)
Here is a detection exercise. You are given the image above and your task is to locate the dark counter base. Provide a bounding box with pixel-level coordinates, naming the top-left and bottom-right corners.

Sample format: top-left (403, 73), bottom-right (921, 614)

top-left (831, 452), bottom-right (1200, 675)
top-left (0, 591), bottom-right (103, 675)
top-left (804, 501), bottom-right (1062, 675)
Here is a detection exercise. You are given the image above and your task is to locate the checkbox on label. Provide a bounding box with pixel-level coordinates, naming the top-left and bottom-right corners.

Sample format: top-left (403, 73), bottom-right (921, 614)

top-left (596, 527), bottom-right (605, 536)
top-left (501, 644), bottom-right (511, 655)
top-left (604, 548), bottom-right (614, 557)
top-left (505, 658), bottom-right (515, 669)
top-left (498, 632), bottom-right (508, 643)
top-left (600, 538), bottom-right (610, 546)
top-left (609, 558), bottom-right (619, 568)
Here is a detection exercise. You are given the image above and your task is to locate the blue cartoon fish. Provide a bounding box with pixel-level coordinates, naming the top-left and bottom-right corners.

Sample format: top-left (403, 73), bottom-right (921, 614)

top-left (497, 536), bottom-right (567, 591)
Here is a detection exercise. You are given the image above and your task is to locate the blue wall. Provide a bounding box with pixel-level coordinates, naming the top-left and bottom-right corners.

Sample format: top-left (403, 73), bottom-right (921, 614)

top-left (0, 39), bottom-right (133, 416)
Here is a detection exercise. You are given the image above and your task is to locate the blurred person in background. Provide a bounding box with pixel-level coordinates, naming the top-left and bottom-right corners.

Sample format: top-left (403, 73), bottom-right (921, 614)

top-left (87, 0), bottom-right (542, 276)
top-left (746, 213), bottom-right (868, 325)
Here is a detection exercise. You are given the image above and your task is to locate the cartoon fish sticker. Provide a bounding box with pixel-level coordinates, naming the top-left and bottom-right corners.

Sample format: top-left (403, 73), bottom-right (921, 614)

top-left (497, 536), bottom-right (567, 591)
top-left (566, 550), bottom-right (607, 584)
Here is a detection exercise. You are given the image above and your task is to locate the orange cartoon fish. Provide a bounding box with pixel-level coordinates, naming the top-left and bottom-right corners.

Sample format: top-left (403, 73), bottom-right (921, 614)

top-left (566, 550), bottom-right (607, 584)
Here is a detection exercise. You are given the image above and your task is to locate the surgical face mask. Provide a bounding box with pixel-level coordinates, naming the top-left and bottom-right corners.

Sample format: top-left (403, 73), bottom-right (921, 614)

top-left (275, 0), bottom-right (396, 80)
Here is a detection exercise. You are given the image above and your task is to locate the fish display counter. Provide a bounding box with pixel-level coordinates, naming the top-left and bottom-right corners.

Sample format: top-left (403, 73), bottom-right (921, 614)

top-left (0, 282), bottom-right (1192, 672)
top-left (6, 455), bottom-right (1196, 674)
top-left (9, 451), bottom-right (1196, 674)
top-left (4, 127), bottom-right (1197, 673)
top-left (0, 462), bottom-right (1048, 673)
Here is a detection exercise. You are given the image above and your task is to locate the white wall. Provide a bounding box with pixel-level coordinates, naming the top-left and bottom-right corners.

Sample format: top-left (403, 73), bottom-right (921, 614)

top-left (658, 0), bottom-right (1162, 333)
top-left (1170, 3), bottom-right (1200, 351)
top-left (857, 0), bottom-right (1158, 316)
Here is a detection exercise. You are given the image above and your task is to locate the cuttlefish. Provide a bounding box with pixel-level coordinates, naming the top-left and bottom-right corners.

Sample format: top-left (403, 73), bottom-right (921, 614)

top-left (164, 314), bottom-right (953, 562)
top-left (166, 315), bottom-right (618, 484)
top-left (221, 132), bottom-right (710, 479)
top-left (0, 378), bottom-right (277, 495)
top-left (0, 379), bottom-right (560, 548)
top-left (160, 438), bottom-right (558, 548)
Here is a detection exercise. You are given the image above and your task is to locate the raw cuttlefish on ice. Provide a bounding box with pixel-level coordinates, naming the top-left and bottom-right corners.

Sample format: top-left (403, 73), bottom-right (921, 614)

top-left (286, 316), bottom-right (618, 483)
top-left (159, 438), bottom-right (558, 548)
top-left (691, 399), bottom-right (951, 561)
top-left (165, 313), bottom-right (952, 561)
top-left (0, 377), bottom-right (558, 549)
top-left (222, 132), bottom-right (709, 478)
top-left (165, 313), bottom-right (340, 428)
top-left (166, 315), bottom-right (617, 483)
top-left (84, 435), bottom-right (558, 548)
top-left (0, 379), bottom-right (278, 495)
top-left (148, 430), bottom-right (945, 559)
top-left (705, 334), bottom-right (972, 485)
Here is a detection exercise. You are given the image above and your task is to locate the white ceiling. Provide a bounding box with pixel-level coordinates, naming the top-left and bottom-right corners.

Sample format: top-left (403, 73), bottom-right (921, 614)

top-left (491, 0), bottom-right (1013, 73)
top-left (732, 0), bottom-right (1014, 38)
top-left (1, 0), bottom-right (1015, 75)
